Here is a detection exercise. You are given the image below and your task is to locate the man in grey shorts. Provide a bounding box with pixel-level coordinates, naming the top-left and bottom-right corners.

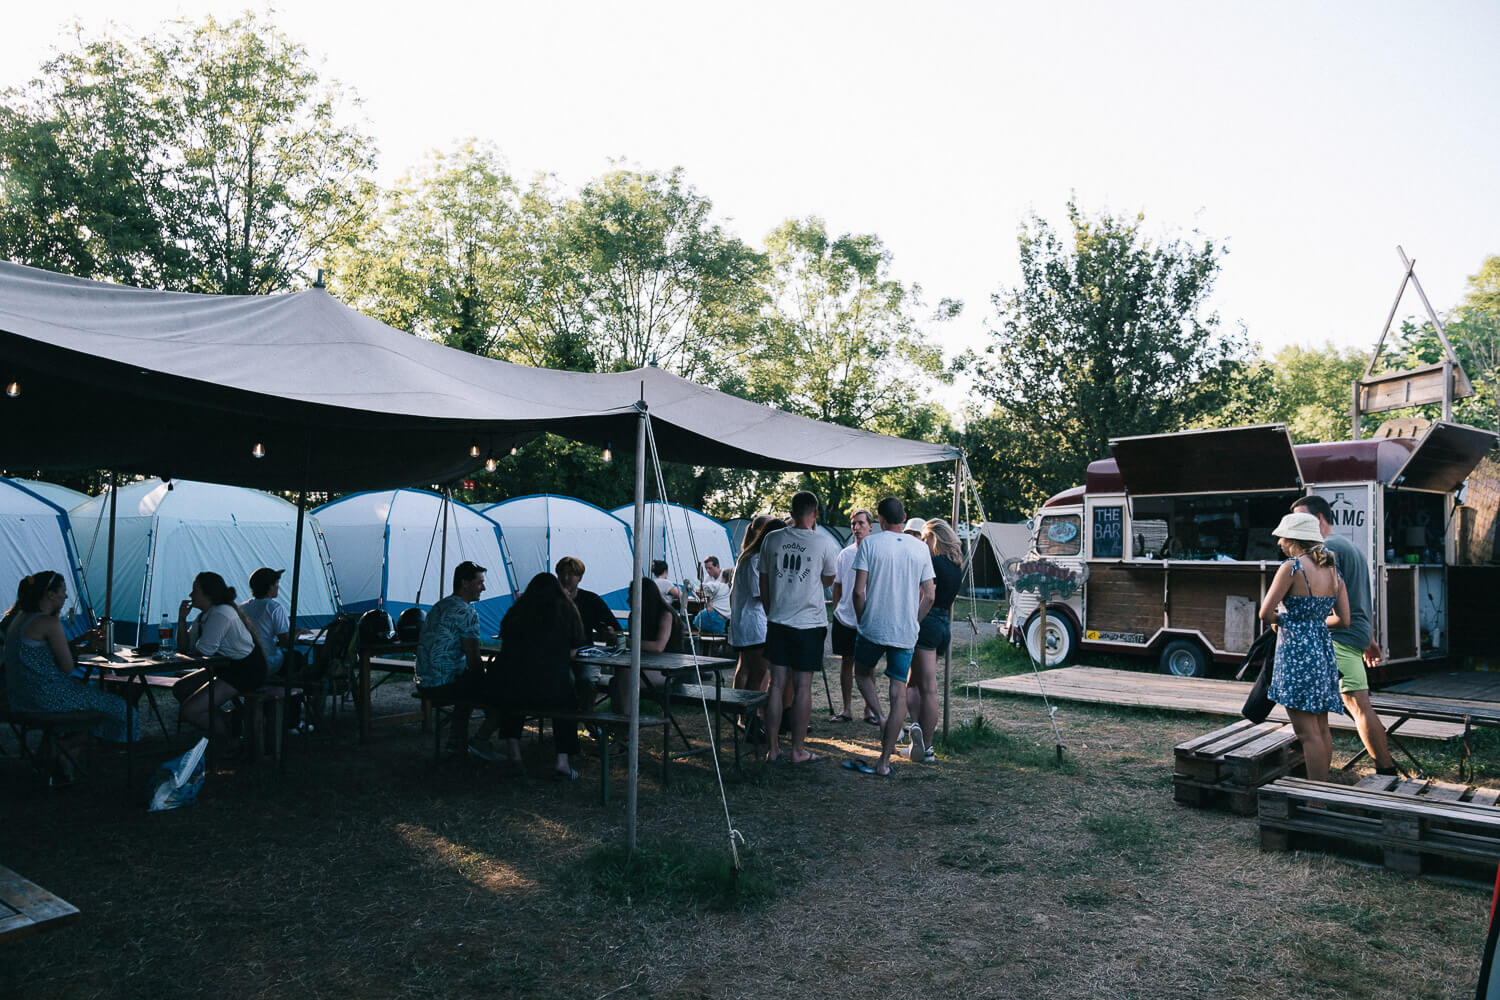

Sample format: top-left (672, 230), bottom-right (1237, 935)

top-left (1291, 495), bottom-right (1397, 775)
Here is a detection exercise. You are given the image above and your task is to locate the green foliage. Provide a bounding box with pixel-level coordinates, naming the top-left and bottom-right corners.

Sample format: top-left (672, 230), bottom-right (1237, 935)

top-left (0, 12), bottom-right (377, 294)
top-left (1231, 342), bottom-right (1370, 443)
top-left (582, 841), bottom-right (779, 912)
top-left (963, 200), bottom-right (1256, 516)
top-left (1383, 255), bottom-right (1500, 432)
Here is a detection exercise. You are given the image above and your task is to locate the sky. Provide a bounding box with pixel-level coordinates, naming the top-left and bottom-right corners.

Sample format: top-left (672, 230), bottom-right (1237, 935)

top-left (5, 0), bottom-right (1499, 376)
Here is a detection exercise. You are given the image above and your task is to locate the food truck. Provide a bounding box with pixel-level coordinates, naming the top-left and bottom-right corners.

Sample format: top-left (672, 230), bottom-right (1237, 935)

top-left (1004, 422), bottom-right (1498, 681)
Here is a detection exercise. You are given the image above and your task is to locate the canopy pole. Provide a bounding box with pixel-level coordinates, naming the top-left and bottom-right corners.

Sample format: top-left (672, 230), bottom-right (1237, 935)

top-left (627, 402), bottom-right (648, 856)
top-left (439, 487), bottom-right (450, 596)
top-left (286, 436), bottom-right (311, 657)
top-left (103, 471), bottom-right (117, 653)
top-left (945, 457), bottom-right (961, 744)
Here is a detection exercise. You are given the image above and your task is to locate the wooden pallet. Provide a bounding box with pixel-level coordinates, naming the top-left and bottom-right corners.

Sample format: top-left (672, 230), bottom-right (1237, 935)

top-left (1259, 776), bottom-right (1500, 885)
top-left (1173, 719), bottom-right (1305, 815)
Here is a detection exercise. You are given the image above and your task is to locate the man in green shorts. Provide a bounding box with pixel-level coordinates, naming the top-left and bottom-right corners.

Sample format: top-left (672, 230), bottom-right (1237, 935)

top-left (1291, 496), bottom-right (1398, 775)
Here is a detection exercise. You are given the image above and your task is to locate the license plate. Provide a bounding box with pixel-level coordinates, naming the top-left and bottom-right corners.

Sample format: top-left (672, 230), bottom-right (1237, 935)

top-left (1086, 630), bottom-right (1146, 644)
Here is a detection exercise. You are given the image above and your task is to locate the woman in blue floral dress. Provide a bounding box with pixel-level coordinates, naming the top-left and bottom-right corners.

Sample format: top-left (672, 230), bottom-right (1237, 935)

top-left (1258, 512), bottom-right (1349, 782)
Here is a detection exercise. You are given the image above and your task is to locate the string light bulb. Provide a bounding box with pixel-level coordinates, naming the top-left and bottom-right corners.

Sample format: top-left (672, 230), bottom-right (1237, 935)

top-left (484, 451), bottom-right (497, 473)
top-left (468, 440), bottom-right (480, 458)
top-left (602, 442), bottom-right (613, 463)
top-left (251, 442), bottom-right (266, 459)
top-left (4, 381), bottom-right (18, 398)
top-left (509, 446), bottom-right (518, 456)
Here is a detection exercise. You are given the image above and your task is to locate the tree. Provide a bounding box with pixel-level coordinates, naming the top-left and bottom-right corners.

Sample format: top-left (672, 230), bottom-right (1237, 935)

top-left (1236, 343), bottom-right (1368, 443)
top-left (563, 167), bottom-right (766, 378)
top-left (0, 12), bottom-right (377, 293)
top-left (964, 200), bottom-right (1254, 514)
top-left (737, 217), bottom-right (952, 518)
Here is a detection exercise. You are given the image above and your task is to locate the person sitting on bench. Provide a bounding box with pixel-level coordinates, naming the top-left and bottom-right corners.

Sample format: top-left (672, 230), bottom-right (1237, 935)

top-left (4, 571), bottom-right (135, 784)
top-left (414, 560), bottom-right (504, 762)
top-left (491, 573), bottom-right (588, 781)
top-left (173, 571), bottom-right (268, 742)
top-left (555, 556), bottom-right (619, 645)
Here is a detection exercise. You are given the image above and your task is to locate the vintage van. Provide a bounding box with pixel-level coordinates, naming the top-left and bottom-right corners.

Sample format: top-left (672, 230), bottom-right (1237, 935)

top-left (1004, 422), bottom-right (1497, 680)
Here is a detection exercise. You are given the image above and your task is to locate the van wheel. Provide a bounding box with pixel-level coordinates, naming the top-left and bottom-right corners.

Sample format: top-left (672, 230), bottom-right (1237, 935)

top-left (1160, 639), bottom-right (1208, 678)
top-left (1024, 611), bottom-right (1077, 667)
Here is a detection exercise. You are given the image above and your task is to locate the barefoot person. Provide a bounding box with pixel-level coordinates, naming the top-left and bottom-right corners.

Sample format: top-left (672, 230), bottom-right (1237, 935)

top-left (760, 493), bottom-right (839, 763)
top-left (829, 508), bottom-right (877, 725)
top-left (1289, 496), bottom-right (1397, 775)
top-left (1259, 513), bottom-right (1349, 782)
top-left (851, 497), bottom-right (935, 777)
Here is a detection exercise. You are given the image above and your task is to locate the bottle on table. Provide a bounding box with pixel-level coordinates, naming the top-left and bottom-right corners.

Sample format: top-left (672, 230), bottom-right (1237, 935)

top-left (158, 612), bottom-right (175, 658)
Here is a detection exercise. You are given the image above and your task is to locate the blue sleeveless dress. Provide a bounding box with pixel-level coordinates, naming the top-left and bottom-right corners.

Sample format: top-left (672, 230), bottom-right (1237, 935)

top-left (5, 613), bottom-right (136, 741)
top-left (1267, 557), bottom-right (1345, 715)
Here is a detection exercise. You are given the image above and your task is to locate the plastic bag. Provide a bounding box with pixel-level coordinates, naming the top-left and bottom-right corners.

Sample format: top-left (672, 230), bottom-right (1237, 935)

top-left (147, 737), bottom-right (209, 812)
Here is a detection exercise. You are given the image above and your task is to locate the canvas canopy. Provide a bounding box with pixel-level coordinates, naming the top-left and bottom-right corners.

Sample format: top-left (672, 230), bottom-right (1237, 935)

top-left (0, 479), bottom-right (93, 637)
top-left (313, 489), bottom-right (519, 636)
top-left (611, 502), bottom-right (734, 589)
top-left (0, 260), bottom-right (960, 491)
top-left (478, 495), bottom-right (634, 610)
top-left (71, 478), bottom-right (340, 644)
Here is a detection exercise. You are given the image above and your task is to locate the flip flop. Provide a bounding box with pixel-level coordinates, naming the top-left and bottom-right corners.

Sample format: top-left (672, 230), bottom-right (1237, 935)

top-left (829, 712), bottom-right (854, 723)
top-left (788, 752), bottom-right (822, 764)
top-left (864, 714), bottom-right (883, 726)
top-left (849, 761), bottom-right (891, 776)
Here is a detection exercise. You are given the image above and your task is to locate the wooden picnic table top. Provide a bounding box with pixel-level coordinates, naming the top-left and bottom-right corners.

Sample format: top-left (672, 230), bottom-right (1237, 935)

top-left (1366, 691), bottom-right (1500, 725)
top-left (576, 649), bottom-right (735, 674)
top-left (0, 866), bottom-right (79, 944)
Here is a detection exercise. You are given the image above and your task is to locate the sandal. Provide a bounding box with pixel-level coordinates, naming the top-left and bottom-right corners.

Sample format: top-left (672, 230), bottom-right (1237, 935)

top-left (829, 712), bottom-right (854, 723)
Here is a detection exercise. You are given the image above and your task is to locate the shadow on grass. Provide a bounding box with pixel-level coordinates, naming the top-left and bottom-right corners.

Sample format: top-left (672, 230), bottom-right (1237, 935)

top-left (937, 714), bottom-right (1081, 775)
top-left (581, 840), bottom-right (781, 912)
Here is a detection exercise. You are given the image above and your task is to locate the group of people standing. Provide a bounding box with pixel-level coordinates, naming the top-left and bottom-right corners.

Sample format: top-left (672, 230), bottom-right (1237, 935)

top-left (725, 490), bottom-right (964, 775)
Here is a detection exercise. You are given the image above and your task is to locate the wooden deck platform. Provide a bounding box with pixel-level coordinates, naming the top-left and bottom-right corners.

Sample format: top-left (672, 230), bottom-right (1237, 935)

top-left (1388, 670), bottom-right (1500, 701)
top-left (970, 666), bottom-right (1466, 742)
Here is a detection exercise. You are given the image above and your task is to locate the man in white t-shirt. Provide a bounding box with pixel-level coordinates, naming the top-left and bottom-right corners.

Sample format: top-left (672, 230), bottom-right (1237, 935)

top-left (759, 490), bottom-right (841, 763)
top-left (829, 508), bottom-right (876, 724)
top-left (852, 497), bottom-right (935, 777)
top-left (241, 567), bottom-right (291, 676)
top-left (694, 556), bottom-right (731, 634)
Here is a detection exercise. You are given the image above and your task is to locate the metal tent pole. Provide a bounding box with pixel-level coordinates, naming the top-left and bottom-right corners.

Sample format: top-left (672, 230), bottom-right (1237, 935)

top-left (627, 402), bottom-right (648, 855)
top-left (945, 456), bottom-right (961, 743)
top-left (104, 471), bottom-right (117, 653)
top-left (439, 487), bottom-right (450, 595)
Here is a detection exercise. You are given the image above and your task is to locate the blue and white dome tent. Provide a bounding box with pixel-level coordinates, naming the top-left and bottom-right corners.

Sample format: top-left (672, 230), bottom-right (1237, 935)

top-left (314, 489), bottom-right (519, 637)
top-left (609, 502), bottom-right (734, 589)
top-left (478, 495), bottom-right (634, 611)
top-left (0, 479), bottom-right (95, 638)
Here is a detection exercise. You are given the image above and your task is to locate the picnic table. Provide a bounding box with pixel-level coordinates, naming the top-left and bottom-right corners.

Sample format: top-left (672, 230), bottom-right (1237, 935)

top-left (0, 865), bottom-right (79, 944)
top-left (76, 648), bottom-right (216, 787)
top-left (578, 648), bottom-right (739, 764)
top-left (1355, 691), bottom-right (1500, 779)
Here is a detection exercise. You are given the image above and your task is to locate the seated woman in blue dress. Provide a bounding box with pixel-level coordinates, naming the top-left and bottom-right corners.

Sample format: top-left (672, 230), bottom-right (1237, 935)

top-left (1258, 512), bottom-right (1350, 782)
top-left (3, 570), bottom-right (135, 783)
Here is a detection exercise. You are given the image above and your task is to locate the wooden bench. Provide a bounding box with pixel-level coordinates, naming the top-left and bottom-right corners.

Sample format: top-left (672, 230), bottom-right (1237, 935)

top-left (0, 865), bottom-right (79, 943)
top-left (1174, 719), bottom-right (1304, 815)
top-left (1259, 775), bottom-right (1500, 885)
top-left (415, 691), bottom-right (670, 804)
top-left (1359, 692), bottom-right (1500, 779)
top-left (669, 684), bottom-right (769, 771)
top-left (1, 708), bottom-right (112, 787)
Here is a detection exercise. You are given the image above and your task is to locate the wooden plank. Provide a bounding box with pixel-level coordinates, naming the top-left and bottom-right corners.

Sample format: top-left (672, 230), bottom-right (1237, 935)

top-left (972, 667), bottom-right (1467, 741)
top-left (1175, 718), bottom-right (1259, 754)
top-left (1356, 774), bottom-right (1399, 791)
top-left (1424, 780), bottom-right (1469, 802)
top-left (0, 867), bottom-right (79, 944)
top-left (1472, 788), bottom-right (1500, 807)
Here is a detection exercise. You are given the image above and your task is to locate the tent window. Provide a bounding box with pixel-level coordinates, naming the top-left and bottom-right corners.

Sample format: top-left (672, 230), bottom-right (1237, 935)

top-left (1037, 514), bottom-right (1082, 557)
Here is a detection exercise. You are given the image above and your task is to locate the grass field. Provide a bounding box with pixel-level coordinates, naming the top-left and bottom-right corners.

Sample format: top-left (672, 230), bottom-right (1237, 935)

top-left (2, 633), bottom-right (1491, 999)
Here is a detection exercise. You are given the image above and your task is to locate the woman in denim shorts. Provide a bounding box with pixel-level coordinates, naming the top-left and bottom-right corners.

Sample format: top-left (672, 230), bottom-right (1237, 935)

top-left (908, 519), bottom-right (964, 762)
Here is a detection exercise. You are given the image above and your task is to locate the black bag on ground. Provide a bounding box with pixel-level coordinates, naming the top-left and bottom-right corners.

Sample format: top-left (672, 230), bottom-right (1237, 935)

top-left (1238, 629), bottom-right (1278, 724)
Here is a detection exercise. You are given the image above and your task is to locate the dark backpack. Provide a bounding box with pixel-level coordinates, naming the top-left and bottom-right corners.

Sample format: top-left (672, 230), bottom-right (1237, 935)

top-left (312, 613), bottom-right (361, 687)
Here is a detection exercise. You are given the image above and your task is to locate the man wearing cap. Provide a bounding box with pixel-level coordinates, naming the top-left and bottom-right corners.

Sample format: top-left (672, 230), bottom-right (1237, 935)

top-left (242, 568), bottom-right (290, 676)
top-left (415, 560), bottom-right (502, 760)
top-left (1290, 495), bottom-right (1398, 775)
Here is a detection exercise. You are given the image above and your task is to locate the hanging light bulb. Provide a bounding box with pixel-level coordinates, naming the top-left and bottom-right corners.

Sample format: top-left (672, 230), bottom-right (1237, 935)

top-left (485, 451), bottom-right (497, 473)
top-left (468, 440), bottom-right (480, 458)
top-left (251, 442), bottom-right (266, 459)
top-left (4, 381), bottom-right (18, 398)
top-left (602, 442), bottom-right (613, 463)
top-left (509, 445), bottom-right (518, 456)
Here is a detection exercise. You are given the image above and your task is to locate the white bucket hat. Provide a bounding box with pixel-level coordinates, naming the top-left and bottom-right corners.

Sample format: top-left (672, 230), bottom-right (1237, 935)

top-left (1272, 512), bottom-right (1324, 544)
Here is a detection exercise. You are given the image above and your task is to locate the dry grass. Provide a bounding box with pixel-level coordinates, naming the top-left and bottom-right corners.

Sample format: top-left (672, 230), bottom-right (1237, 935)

top-left (1, 640), bottom-right (1490, 999)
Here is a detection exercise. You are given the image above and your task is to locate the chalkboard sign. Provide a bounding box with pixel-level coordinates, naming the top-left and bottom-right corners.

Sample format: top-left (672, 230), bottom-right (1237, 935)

top-left (1093, 506), bottom-right (1123, 558)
